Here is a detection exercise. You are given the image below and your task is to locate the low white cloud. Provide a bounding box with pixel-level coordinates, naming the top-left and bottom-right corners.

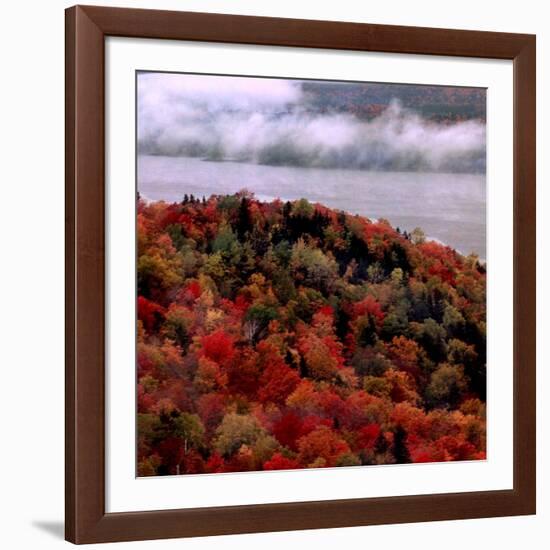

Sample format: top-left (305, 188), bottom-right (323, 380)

top-left (137, 72), bottom-right (485, 173)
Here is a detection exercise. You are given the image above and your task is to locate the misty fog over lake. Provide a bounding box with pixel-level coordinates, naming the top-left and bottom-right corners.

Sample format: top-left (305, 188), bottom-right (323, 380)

top-left (138, 155), bottom-right (486, 259)
top-left (137, 72), bottom-right (486, 259)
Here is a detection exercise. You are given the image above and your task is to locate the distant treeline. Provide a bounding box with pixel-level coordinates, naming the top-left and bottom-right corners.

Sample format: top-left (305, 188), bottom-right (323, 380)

top-left (302, 81), bottom-right (486, 123)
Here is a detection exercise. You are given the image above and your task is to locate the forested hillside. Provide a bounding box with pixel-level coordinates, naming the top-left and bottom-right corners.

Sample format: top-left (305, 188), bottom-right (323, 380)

top-left (302, 81), bottom-right (486, 123)
top-left (137, 192), bottom-right (486, 476)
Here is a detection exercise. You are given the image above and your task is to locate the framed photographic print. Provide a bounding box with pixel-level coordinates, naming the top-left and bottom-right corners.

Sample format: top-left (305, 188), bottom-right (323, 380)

top-left (65, 5), bottom-right (536, 544)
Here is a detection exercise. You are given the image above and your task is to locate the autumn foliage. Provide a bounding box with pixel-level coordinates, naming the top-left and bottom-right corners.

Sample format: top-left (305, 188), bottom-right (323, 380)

top-left (137, 192), bottom-right (486, 476)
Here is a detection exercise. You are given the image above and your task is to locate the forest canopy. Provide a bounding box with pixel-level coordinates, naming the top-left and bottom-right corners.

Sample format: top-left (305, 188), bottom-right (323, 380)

top-left (137, 192), bottom-right (486, 476)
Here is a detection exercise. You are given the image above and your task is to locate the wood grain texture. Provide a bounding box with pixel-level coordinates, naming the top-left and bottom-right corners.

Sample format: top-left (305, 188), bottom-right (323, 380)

top-left (82, 4), bottom-right (529, 59)
top-left (65, 6), bottom-right (106, 543)
top-left (65, 7), bottom-right (76, 543)
top-left (65, 4), bottom-right (536, 544)
top-left (512, 35), bottom-right (536, 511)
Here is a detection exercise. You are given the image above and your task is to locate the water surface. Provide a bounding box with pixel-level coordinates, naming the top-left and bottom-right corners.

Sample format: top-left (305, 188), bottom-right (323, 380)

top-left (138, 155), bottom-right (486, 259)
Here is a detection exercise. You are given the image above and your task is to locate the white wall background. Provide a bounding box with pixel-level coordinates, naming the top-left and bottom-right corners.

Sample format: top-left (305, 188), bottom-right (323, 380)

top-left (0, 1), bottom-right (546, 548)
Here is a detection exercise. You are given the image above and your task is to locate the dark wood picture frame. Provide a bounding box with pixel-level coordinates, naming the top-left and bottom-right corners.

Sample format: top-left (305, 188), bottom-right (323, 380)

top-left (65, 4), bottom-right (536, 544)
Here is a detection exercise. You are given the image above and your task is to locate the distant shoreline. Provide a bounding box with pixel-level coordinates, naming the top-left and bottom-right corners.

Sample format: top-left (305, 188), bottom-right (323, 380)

top-left (138, 152), bottom-right (486, 176)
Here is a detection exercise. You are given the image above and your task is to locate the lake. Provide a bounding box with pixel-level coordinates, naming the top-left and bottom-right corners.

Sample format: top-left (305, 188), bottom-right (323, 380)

top-left (138, 155), bottom-right (486, 259)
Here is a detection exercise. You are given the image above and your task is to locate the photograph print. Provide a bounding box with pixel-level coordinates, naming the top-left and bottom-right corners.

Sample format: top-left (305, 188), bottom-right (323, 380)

top-left (136, 71), bottom-right (487, 477)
